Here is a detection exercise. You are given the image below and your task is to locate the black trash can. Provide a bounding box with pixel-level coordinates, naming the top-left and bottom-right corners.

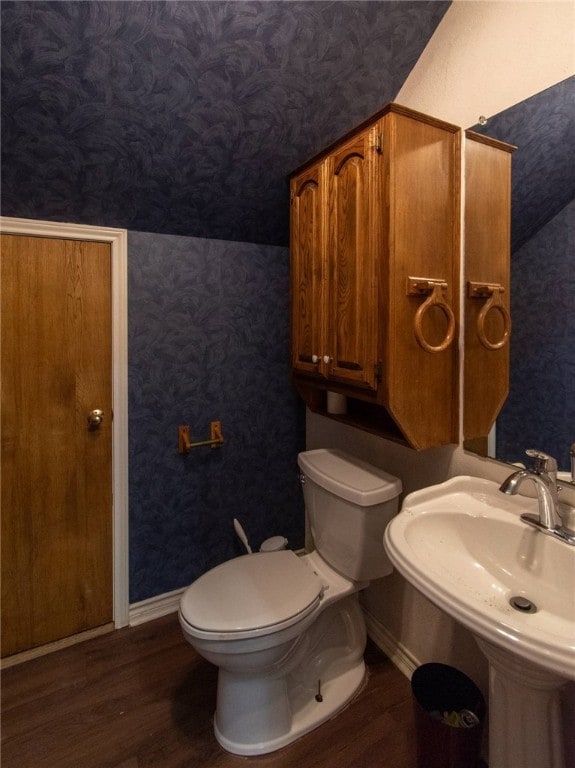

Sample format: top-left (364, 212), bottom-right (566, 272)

top-left (411, 663), bottom-right (486, 768)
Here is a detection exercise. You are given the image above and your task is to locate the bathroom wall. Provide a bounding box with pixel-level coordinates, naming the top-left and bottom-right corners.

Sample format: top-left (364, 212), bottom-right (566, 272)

top-left (497, 199), bottom-right (575, 469)
top-left (128, 230), bottom-right (304, 602)
top-left (0, 0), bottom-right (447, 607)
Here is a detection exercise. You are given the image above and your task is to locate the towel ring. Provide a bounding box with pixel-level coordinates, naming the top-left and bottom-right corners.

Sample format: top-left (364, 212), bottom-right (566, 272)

top-left (413, 282), bottom-right (456, 354)
top-left (474, 286), bottom-right (511, 351)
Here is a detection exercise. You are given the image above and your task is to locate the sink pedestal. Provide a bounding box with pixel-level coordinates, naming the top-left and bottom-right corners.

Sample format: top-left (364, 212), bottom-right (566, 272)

top-left (476, 638), bottom-right (566, 768)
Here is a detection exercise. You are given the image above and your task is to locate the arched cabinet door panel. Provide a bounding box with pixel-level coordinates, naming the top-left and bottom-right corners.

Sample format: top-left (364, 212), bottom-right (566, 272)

top-left (290, 163), bottom-right (327, 380)
top-left (326, 127), bottom-right (379, 391)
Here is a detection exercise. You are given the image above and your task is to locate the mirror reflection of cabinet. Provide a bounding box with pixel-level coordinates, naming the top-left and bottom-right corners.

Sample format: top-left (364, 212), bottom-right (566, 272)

top-left (290, 104), bottom-right (460, 450)
top-left (461, 79), bottom-right (572, 473)
top-left (463, 131), bottom-right (516, 449)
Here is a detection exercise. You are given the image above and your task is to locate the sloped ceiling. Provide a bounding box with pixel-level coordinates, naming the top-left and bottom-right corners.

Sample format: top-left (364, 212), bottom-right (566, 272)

top-left (1, 1), bottom-right (572, 249)
top-left (1, 0), bottom-right (449, 245)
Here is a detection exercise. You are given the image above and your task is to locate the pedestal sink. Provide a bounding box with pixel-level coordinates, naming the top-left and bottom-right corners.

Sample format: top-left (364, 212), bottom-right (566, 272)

top-left (383, 476), bottom-right (575, 768)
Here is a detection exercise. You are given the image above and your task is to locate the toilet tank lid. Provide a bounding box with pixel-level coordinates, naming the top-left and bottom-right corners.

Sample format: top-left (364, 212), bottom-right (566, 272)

top-left (298, 449), bottom-right (402, 506)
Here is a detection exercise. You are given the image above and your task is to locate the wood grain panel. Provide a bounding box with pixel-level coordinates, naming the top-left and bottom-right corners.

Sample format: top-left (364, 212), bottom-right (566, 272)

top-left (1, 234), bottom-right (113, 657)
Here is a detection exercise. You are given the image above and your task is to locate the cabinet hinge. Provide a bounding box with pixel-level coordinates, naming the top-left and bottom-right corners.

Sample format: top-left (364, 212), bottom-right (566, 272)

top-left (372, 133), bottom-right (383, 154)
top-left (374, 361), bottom-right (383, 381)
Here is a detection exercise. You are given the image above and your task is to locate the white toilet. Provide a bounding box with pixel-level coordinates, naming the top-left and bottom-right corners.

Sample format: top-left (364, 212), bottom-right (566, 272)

top-left (178, 448), bottom-right (402, 755)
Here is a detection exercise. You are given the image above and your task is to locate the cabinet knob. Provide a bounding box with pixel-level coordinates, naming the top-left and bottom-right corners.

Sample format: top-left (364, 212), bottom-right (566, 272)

top-left (310, 354), bottom-right (331, 365)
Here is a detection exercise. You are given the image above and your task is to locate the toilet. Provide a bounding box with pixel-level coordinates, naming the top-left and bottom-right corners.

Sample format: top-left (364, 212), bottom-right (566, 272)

top-left (178, 448), bottom-right (402, 755)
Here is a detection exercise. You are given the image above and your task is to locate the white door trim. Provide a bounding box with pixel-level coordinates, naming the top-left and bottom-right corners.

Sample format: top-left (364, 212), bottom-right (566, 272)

top-left (0, 216), bottom-right (130, 628)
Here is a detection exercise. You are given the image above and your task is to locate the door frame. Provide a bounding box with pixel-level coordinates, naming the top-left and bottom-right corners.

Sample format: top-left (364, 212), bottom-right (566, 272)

top-left (0, 217), bottom-right (129, 628)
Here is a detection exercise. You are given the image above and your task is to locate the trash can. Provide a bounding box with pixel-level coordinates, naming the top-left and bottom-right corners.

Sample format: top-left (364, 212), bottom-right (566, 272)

top-left (411, 663), bottom-right (486, 768)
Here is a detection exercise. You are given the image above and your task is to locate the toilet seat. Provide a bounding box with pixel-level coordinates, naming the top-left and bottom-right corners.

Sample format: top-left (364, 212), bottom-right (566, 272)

top-left (180, 550), bottom-right (323, 641)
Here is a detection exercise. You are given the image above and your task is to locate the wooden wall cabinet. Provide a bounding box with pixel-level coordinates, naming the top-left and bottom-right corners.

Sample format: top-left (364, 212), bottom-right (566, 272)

top-left (290, 104), bottom-right (461, 450)
top-left (463, 131), bottom-right (515, 443)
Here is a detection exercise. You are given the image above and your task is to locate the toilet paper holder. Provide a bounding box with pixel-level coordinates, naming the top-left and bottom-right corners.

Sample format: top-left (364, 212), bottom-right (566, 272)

top-left (178, 421), bottom-right (224, 453)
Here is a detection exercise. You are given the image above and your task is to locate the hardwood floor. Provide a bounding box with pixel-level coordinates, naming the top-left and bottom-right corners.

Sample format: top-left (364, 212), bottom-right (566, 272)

top-left (1, 613), bottom-right (418, 768)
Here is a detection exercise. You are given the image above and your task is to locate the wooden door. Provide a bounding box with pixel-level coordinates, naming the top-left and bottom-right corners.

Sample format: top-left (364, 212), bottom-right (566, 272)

top-left (290, 162), bottom-right (328, 379)
top-left (1, 234), bottom-right (113, 657)
top-left (326, 126), bottom-right (379, 390)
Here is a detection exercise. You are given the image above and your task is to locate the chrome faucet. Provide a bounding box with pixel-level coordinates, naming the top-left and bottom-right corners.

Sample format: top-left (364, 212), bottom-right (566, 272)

top-left (499, 449), bottom-right (575, 545)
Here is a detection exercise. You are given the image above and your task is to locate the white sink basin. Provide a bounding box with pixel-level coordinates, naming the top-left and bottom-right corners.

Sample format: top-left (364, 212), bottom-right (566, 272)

top-left (384, 475), bottom-right (575, 680)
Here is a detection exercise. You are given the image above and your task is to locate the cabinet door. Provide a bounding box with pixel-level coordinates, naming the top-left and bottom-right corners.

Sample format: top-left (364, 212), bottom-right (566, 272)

top-left (290, 162), bottom-right (327, 378)
top-left (326, 127), bottom-right (379, 390)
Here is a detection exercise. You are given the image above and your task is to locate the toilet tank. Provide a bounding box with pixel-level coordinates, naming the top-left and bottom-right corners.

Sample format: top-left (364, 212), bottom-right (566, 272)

top-left (298, 449), bottom-right (402, 581)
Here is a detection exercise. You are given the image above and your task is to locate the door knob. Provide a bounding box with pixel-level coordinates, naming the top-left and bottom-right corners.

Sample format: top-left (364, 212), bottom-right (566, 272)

top-left (87, 409), bottom-right (104, 429)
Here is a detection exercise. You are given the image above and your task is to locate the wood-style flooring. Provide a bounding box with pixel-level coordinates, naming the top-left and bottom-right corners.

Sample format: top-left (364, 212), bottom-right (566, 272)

top-left (1, 613), bottom-right (418, 768)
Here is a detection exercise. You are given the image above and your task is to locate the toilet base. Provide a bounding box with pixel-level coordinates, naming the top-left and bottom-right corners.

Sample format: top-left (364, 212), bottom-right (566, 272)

top-left (214, 659), bottom-right (366, 756)
top-left (212, 595), bottom-right (367, 756)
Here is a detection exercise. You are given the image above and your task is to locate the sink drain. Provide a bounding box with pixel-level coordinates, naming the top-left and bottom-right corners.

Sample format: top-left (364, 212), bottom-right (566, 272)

top-left (509, 595), bottom-right (537, 613)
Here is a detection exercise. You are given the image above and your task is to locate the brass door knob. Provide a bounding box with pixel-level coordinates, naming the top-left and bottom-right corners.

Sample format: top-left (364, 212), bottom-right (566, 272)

top-left (88, 409), bottom-right (104, 429)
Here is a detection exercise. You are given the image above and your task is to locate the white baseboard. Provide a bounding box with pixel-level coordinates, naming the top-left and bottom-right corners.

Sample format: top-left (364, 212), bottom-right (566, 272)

top-left (129, 587), bottom-right (185, 626)
top-left (363, 608), bottom-right (420, 681)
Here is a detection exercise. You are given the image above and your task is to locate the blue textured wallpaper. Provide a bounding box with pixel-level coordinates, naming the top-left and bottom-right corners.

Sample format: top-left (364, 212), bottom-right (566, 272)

top-left (0, 0), bottom-right (451, 603)
top-left (471, 77), bottom-right (575, 252)
top-left (0, 0), bottom-right (450, 245)
top-left (3, 0), bottom-right (572, 598)
top-left (471, 79), bottom-right (574, 471)
top-left (496, 199), bottom-right (575, 472)
top-left (128, 231), bottom-right (305, 602)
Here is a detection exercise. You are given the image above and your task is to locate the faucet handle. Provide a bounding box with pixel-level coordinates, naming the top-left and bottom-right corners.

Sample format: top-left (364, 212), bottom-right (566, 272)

top-left (525, 449), bottom-right (558, 479)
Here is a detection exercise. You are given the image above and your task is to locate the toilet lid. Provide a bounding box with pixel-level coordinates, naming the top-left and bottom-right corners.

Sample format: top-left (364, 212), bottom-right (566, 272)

top-left (180, 550), bottom-right (323, 639)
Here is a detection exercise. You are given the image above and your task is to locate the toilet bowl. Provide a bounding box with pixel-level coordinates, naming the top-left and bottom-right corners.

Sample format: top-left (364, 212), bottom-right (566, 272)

top-left (179, 449), bottom-right (402, 755)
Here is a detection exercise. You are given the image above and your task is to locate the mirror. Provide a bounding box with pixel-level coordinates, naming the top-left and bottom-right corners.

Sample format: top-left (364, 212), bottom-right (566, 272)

top-left (464, 76), bottom-right (575, 483)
